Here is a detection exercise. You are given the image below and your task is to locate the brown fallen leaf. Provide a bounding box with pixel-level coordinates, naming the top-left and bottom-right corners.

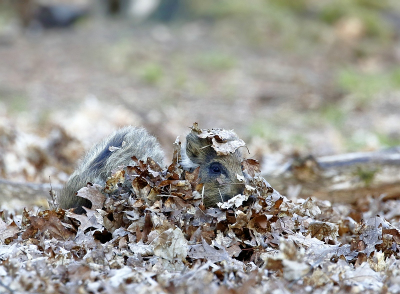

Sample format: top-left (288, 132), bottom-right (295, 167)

top-left (0, 218), bottom-right (19, 243)
top-left (76, 183), bottom-right (106, 210)
top-left (22, 210), bottom-right (75, 240)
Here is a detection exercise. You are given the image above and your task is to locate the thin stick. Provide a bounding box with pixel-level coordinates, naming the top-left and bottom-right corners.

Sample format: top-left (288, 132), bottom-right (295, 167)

top-left (218, 188), bottom-right (223, 202)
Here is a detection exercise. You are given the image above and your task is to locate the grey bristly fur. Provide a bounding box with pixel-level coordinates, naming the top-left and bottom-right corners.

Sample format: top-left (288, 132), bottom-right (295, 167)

top-left (181, 131), bottom-right (245, 208)
top-left (58, 126), bottom-right (164, 213)
top-left (59, 125), bottom-right (246, 213)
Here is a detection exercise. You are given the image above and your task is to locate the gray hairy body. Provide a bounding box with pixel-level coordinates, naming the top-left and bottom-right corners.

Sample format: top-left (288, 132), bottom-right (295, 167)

top-left (58, 127), bottom-right (164, 212)
top-left (59, 126), bottom-right (245, 213)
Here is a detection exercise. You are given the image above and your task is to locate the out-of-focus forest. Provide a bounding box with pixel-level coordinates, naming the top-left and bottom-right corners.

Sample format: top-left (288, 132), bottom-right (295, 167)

top-left (3, 2), bottom-right (400, 293)
top-left (1, 0), bottom-right (400, 207)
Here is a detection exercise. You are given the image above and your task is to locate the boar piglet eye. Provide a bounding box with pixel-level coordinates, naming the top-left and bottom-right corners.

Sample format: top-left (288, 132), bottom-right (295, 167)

top-left (208, 162), bottom-right (223, 175)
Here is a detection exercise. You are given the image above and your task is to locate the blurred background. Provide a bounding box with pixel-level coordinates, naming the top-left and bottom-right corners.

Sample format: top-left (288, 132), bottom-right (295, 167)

top-left (1, 0), bottom-right (400, 199)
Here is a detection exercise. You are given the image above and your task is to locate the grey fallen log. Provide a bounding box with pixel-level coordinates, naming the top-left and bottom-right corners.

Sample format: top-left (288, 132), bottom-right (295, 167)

top-left (265, 147), bottom-right (400, 204)
top-left (0, 178), bottom-right (63, 207)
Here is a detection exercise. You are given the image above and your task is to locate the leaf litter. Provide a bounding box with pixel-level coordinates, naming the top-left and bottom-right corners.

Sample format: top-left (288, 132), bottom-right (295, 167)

top-left (1, 135), bottom-right (400, 293)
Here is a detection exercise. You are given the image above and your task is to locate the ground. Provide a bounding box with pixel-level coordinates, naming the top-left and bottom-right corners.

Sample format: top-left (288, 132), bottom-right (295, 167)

top-left (1, 2), bottom-right (400, 293)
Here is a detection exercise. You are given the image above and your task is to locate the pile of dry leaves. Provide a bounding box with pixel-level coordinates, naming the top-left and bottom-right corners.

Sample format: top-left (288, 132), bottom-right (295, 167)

top-left (1, 131), bottom-right (400, 293)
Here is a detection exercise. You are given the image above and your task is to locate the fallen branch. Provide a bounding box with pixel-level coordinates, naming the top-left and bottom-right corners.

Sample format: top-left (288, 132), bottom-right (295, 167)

top-left (265, 147), bottom-right (400, 203)
top-left (0, 178), bottom-right (63, 206)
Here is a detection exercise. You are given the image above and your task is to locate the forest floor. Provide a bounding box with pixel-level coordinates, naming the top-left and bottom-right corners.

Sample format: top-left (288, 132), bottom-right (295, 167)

top-left (1, 2), bottom-right (400, 293)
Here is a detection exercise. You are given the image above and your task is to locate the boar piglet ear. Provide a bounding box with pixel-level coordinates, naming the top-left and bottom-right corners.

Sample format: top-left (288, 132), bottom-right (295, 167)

top-left (185, 132), bottom-right (216, 165)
